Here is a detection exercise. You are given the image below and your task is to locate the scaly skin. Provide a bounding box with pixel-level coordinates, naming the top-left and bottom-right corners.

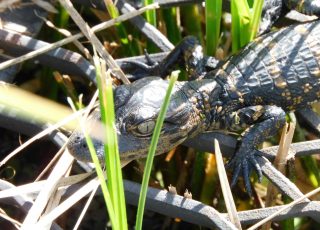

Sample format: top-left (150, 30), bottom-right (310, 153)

top-left (260, 0), bottom-right (320, 33)
top-left (68, 18), bottom-right (320, 194)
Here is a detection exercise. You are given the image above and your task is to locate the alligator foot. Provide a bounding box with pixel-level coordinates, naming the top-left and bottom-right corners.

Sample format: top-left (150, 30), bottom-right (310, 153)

top-left (226, 149), bottom-right (263, 196)
top-left (223, 105), bottom-right (286, 195)
top-left (285, 0), bottom-right (320, 16)
top-left (122, 55), bottom-right (160, 76)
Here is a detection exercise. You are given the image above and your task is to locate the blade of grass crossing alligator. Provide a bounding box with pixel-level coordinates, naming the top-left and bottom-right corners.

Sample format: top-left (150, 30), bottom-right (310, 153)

top-left (75, 56), bottom-right (118, 228)
top-left (135, 71), bottom-right (179, 230)
top-left (205, 0), bottom-right (222, 56)
top-left (94, 56), bottom-right (128, 230)
top-left (82, 128), bottom-right (117, 228)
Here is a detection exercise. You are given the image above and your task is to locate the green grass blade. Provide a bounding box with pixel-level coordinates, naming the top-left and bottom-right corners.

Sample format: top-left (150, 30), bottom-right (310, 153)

top-left (181, 5), bottom-right (203, 40)
top-left (231, 0), bottom-right (250, 52)
top-left (104, 70), bottom-right (128, 230)
top-left (105, 69), bottom-right (128, 230)
top-left (94, 56), bottom-right (128, 230)
top-left (231, 0), bottom-right (241, 53)
top-left (301, 156), bottom-right (320, 187)
top-left (143, 0), bottom-right (157, 52)
top-left (103, 0), bottom-right (136, 55)
top-left (135, 71), bottom-right (179, 230)
top-left (103, 0), bottom-right (119, 18)
top-left (144, 0), bottom-right (156, 26)
top-left (82, 132), bottom-right (117, 228)
top-left (231, 0), bottom-right (264, 53)
top-left (249, 0), bottom-right (264, 41)
top-left (75, 55), bottom-right (120, 229)
top-left (94, 56), bottom-right (116, 202)
top-left (162, 7), bottom-right (181, 45)
top-left (205, 0), bottom-right (222, 55)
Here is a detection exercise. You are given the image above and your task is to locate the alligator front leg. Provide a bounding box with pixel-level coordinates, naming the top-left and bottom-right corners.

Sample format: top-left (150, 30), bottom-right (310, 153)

top-left (158, 36), bottom-right (206, 79)
top-left (285, 0), bottom-right (320, 15)
top-left (128, 36), bottom-right (217, 79)
top-left (225, 105), bottom-right (286, 195)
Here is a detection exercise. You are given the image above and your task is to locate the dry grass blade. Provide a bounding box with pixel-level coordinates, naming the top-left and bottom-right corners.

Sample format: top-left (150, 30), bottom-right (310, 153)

top-left (0, 82), bottom-right (76, 129)
top-left (34, 178), bottom-right (100, 228)
top-left (0, 180), bottom-right (45, 199)
top-left (0, 0), bottom-right (20, 12)
top-left (0, 208), bottom-right (22, 228)
top-left (214, 139), bottom-right (242, 229)
top-left (274, 120), bottom-right (296, 171)
top-left (72, 182), bottom-right (100, 230)
top-left (35, 142), bottom-right (68, 181)
top-left (58, 0), bottom-right (129, 84)
top-left (248, 186), bottom-right (320, 230)
top-left (0, 82), bottom-right (99, 167)
top-left (262, 120), bottom-right (296, 230)
top-left (0, 173), bottom-right (92, 199)
top-left (0, 3), bottom-right (159, 71)
top-left (44, 165), bottom-right (73, 225)
top-left (0, 112), bottom-right (78, 167)
top-left (44, 190), bottom-right (65, 229)
top-left (37, 14), bottom-right (91, 59)
top-left (32, 0), bottom-right (58, 13)
top-left (21, 149), bottom-right (74, 227)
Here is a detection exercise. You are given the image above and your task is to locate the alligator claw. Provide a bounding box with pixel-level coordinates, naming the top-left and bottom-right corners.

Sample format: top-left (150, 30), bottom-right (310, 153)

top-left (226, 149), bottom-right (263, 195)
top-left (249, 155), bottom-right (263, 182)
top-left (143, 49), bottom-right (158, 66)
top-left (228, 162), bottom-right (240, 187)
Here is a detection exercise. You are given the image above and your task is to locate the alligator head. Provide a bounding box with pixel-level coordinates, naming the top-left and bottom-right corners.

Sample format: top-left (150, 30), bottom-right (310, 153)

top-left (67, 77), bottom-right (220, 162)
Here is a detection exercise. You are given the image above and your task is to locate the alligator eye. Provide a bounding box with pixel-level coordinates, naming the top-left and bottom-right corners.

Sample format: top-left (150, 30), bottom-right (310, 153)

top-left (134, 120), bottom-right (156, 137)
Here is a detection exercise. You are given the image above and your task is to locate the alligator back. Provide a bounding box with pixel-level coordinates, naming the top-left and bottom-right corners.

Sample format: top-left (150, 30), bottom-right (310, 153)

top-left (212, 20), bottom-right (320, 111)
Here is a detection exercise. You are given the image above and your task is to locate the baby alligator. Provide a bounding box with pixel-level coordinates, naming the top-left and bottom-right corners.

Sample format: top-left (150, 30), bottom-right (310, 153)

top-left (68, 19), bottom-right (320, 194)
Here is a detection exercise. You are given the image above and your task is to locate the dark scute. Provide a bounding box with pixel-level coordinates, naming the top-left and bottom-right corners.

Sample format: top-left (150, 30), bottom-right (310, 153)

top-left (114, 85), bottom-right (131, 108)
